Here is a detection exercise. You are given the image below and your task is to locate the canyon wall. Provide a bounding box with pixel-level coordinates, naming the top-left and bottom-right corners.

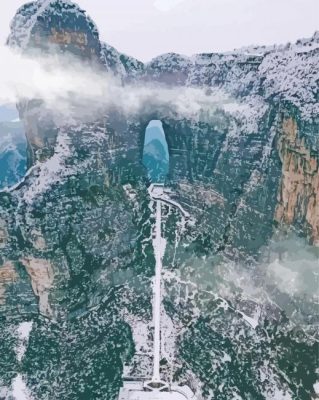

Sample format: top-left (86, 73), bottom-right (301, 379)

top-left (275, 116), bottom-right (319, 245)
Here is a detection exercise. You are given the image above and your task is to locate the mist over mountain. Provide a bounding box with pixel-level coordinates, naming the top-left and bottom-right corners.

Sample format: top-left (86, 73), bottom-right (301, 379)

top-left (0, 1), bottom-right (318, 400)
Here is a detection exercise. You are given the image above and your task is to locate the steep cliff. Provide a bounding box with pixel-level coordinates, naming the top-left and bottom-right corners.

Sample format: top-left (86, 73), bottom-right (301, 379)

top-left (8, 0), bottom-right (103, 168)
top-left (141, 33), bottom-right (319, 250)
top-left (0, 1), bottom-right (318, 399)
top-left (8, 0), bottom-right (101, 59)
top-left (275, 116), bottom-right (319, 245)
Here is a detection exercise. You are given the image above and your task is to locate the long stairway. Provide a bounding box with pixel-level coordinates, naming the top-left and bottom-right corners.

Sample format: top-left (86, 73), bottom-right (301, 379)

top-left (118, 184), bottom-right (194, 400)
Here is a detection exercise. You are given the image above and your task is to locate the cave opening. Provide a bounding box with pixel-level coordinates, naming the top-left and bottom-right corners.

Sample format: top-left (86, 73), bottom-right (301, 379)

top-left (142, 120), bottom-right (169, 183)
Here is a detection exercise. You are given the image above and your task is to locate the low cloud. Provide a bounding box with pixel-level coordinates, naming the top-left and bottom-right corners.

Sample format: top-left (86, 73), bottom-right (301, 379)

top-left (264, 234), bottom-right (319, 299)
top-left (0, 45), bottom-right (230, 122)
top-left (171, 232), bottom-right (318, 327)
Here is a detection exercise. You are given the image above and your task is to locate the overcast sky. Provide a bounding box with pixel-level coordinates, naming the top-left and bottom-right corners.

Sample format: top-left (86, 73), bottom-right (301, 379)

top-left (1, 0), bottom-right (318, 61)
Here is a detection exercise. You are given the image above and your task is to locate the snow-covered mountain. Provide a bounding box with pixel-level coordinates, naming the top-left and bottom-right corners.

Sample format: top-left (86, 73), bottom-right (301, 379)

top-left (0, 1), bottom-right (318, 400)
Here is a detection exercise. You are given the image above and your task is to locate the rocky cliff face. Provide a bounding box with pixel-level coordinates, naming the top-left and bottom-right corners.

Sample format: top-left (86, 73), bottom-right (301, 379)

top-left (141, 34), bottom-right (319, 252)
top-left (0, 1), bottom-right (318, 399)
top-left (8, 0), bottom-right (101, 59)
top-left (275, 116), bottom-right (319, 245)
top-left (8, 0), bottom-right (103, 168)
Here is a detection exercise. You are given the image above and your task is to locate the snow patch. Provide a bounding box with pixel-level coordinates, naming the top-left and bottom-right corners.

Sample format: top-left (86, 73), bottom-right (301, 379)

top-left (16, 321), bottom-right (33, 362)
top-left (21, 130), bottom-right (73, 204)
top-left (238, 310), bottom-right (260, 329)
top-left (11, 375), bottom-right (33, 400)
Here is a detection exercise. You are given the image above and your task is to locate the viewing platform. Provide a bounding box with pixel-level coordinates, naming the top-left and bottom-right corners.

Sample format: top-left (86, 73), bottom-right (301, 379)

top-left (118, 380), bottom-right (194, 400)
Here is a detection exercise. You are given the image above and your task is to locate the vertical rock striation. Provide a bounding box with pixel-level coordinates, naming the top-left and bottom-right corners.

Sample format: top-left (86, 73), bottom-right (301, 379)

top-left (275, 116), bottom-right (319, 245)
